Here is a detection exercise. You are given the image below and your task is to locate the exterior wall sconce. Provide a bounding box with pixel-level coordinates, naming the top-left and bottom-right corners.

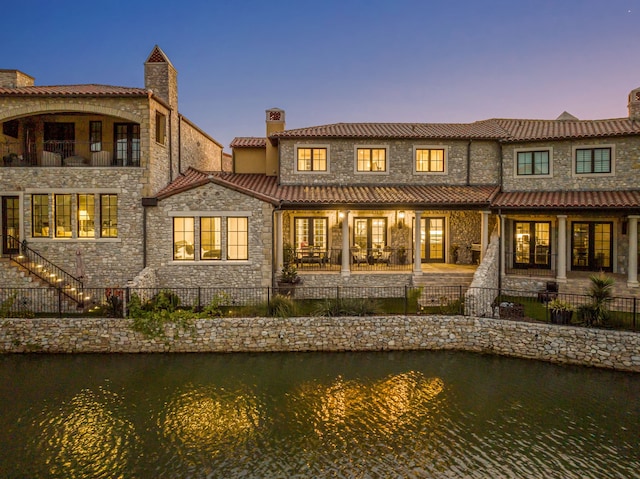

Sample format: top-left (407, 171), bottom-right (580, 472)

top-left (397, 210), bottom-right (405, 228)
top-left (337, 211), bottom-right (345, 225)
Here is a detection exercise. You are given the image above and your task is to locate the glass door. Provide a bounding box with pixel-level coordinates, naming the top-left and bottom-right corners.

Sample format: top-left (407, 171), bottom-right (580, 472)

top-left (420, 217), bottom-right (445, 263)
top-left (571, 222), bottom-right (612, 271)
top-left (2, 196), bottom-right (20, 254)
top-left (513, 221), bottom-right (551, 269)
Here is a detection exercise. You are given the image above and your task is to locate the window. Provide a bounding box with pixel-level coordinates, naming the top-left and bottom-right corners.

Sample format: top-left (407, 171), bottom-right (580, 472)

top-left (201, 217), bottom-right (221, 260)
top-left (416, 148), bottom-right (445, 172)
top-left (90, 121), bottom-right (102, 152)
top-left (173, 217), bottom-right (195, 260)
top-left (517, 150), bottom-right (549, 175)
top-left (54, 194), bottom-right (72, 238)
top-left (227, 217), bottom-right (248, 260)
top-left (77, 194), bottom-right (95, 238)
top-left (297, 147), bottom-right (327, 171)
top-left (354, 218), bottom-right (387, 250)
top-left (513, 221), bottom-right (551, 268)
top-left (356, 148), bottom-right (386, 172)
top-left (575, 148), bottom-right (611, 174)
top-left (114, 123), bottom-right (140, 166)
top-left (32, 194), bottom-right (49, 237)
top-left (100, 194), bottom-right (118, 238)
top-left (294, 217), bottom-right (328, 250)
top-left (155, 112), bottom-right (166, 145)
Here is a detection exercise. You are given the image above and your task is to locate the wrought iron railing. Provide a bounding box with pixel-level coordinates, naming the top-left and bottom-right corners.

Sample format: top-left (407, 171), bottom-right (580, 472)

top-left (5, 235), bottom-right (85, 305)
top-left (292, 246), bottom-right (414, 272)
top-left (1, 141), bottom-right (136, 167)
top-left (505, 250), bottom-right (557, 277)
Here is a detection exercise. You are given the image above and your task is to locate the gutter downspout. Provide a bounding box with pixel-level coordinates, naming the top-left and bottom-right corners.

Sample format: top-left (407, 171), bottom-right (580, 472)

top-left (168, 108), bottom-right (173, 182)
top-left (466, 140), bottom-right (472, 186)
top-left (177, 114), bottom-right (182, 175)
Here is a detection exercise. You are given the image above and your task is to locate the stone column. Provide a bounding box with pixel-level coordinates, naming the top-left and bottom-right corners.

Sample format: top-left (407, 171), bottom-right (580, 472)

top-left (341, 210), bottom-right (351, 275)
top-left (628, 215), bottom-right (639, 288)
top-left (499, 215), bottom-right (506, 277)
top-left (413, 211), bottom-right (423, 274)
top-left (556, 215), bottom-right (567, 283)
top-left (274, 210), bottom-right (283, 274)
top-left (481, 210), bottom-right (490, 260)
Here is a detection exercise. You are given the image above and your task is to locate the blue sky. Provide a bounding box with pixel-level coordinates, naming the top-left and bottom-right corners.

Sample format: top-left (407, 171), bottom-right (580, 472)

top-left (2, 0), bottom-right (639, 150)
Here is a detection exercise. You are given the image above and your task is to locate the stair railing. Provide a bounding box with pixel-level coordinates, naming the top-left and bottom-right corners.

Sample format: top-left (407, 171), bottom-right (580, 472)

top-left (5, 235), bottom-right (85, 305)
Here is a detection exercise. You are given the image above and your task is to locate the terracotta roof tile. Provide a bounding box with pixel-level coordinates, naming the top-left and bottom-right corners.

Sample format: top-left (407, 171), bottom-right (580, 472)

top-left (271, 121), bottom-right (508, 140)
top-left (494, 118), bottom-right (640, 141)
top-left (0, 84), bottom-right (149, 96)
top-left (156, 168), bottom-right (498, 207)
top-left (229, 137), bottom-right (267, 148)
top-left (493, 190), bottom-right (640, 209)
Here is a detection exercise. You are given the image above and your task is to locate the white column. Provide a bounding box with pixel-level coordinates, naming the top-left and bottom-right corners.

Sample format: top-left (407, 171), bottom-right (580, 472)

top-left (628, 216), bottom-right (639, 288)
top-left (499, 215), bottom-right (506, 277)
top-left (274, 210), bottom-right (283, 274)
top-left (341, 210), bottom-right (351, 275)
top-left (413, 211), bottom-right (423, 274)
top-left (481, 210), bottom-right (490, 260)
top-left (556, 215), bottom-right (567, 282)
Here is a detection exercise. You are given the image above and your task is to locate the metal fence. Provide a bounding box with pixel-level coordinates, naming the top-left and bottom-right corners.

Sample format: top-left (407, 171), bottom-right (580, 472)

top-left (1, 285), bottom-right (638, 332)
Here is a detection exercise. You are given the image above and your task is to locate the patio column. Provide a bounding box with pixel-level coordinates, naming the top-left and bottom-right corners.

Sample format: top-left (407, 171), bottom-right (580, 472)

top-left (341, 210), bottom-right (350, 275)
top-left (413, 211), bottom-right (423, 275)
top-left (627, 215), bottom-right (639, 288)
top-left (556, 215), bottom-right (567, 283)
top-left (274, 209), bottom-right (283, 274)
top-left (499, 214), bottom-right (506, 277)
top-left (480, 210), bottom-right (490, 260)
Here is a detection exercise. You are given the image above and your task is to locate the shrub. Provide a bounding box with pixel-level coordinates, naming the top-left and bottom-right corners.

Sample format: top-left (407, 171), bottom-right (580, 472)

top-left (269, 294), bottom-right (296, 318)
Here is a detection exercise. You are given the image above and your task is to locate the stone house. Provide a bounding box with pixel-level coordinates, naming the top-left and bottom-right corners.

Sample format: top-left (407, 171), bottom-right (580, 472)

top-left (0, 46), bottom-right (224, 296)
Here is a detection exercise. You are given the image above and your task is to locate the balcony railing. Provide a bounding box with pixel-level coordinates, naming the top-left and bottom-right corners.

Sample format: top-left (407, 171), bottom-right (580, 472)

top-left (292, 246), bottom-right (414, 272)
top-left (1, 141), bottom-right (139, 167)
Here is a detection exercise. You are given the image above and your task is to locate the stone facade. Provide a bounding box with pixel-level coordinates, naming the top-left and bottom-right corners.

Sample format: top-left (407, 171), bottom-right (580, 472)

top-left (2, 315), bottom-right (638, 372)
top-left (179, 117), bottom-right (224, 172)
top-left (278, 138), bottom-right (501, 186)
top-left (145, 181), bottom-right (273, 288)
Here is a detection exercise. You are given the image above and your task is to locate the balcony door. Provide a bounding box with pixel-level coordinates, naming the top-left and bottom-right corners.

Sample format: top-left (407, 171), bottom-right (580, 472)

top-left (420, 217), bottom-right (445, 263)
top-left (571, 222), bottom-right (613, 272)
top-left (2, 196), bottom-right (20, 254)
top-left (354, 218), bottom-right (387, 251)
top-left (114, 123), bottom-right (140, 166)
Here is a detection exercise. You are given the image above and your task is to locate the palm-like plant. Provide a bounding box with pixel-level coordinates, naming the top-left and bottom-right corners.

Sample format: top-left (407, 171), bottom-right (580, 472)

top-left (581, 272), bottom-right (614, 326)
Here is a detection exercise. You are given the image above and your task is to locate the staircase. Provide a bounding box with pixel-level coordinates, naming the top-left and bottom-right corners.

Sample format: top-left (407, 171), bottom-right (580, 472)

top-left (559, 272), bottom-right (640, 299)
top-left (412, 266), bottom-right (476, 307)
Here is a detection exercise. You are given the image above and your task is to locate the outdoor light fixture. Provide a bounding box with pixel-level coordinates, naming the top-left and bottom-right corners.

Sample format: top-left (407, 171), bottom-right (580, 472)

top-left (397, 210), bottom-right (405, 228)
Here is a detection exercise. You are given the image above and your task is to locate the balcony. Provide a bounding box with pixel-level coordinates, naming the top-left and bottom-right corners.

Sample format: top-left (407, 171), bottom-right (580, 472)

top-left (293, 246), bottom-right (414, 272)
top-left (1, 141), bottom-right (139, 167)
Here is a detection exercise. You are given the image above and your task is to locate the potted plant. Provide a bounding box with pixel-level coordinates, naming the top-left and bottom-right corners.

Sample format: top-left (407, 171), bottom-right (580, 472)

top-left (578, 272), bottom-right (614, 326)
top-left (277, 262), bottom-right (302, 296)
top-left (548, 298), bottom-right (575, 325)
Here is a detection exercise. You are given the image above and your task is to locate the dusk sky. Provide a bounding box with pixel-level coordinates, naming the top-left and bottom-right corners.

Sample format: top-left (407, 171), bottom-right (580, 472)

top-left (2, 0), bottom-right (639, 150)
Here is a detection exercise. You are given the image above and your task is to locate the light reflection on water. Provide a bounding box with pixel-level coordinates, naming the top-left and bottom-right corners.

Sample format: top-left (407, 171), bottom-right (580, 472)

top-left (0, 351), bottom-right (639, 478)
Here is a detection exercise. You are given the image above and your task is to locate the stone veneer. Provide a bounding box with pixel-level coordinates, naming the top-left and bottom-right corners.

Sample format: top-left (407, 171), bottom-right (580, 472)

top-left (1, 316), bottom-right (638, 372)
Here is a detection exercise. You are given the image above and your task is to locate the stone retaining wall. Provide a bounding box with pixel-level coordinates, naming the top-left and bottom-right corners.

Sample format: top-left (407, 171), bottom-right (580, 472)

top-left (1, 316), bottom-right (638, 372)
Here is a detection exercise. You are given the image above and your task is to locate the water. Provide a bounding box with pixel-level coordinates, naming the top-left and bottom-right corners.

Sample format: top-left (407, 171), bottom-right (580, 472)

top-left (0, 351), bottom-right (638, 479)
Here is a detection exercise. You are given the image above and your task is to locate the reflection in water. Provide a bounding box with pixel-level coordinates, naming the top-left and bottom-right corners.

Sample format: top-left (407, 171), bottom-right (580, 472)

top-left (1, 351), bottom-right (638, 478)
top-left (160, 385), bottom-right (264, 457)
top-left (35, 388), bottom-right (136, 479)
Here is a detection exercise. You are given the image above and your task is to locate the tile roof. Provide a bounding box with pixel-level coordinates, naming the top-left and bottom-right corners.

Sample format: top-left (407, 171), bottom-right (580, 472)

top-left (155, 168), bottom-right (499, 207)
top-left (0, 84), bottom-right (149, 97)
top-left (493, 190), bottom-right (640, 209)
top-left (229, 137), bottom-right (267, 148)
top-left (494, 118), bottom-right (640, 142)
top-left (270, 121), bottom-right (508, 140)
top-left (260, 118), bottom-right (640, 143)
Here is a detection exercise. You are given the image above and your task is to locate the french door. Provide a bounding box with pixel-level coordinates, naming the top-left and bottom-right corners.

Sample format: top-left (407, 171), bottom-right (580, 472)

top-left (420, 217), bottom-right (445, 263)
top-left (114, 123), bottom-right (140, 166)
top-left (513, 221), bottom-right (551, 269)
top-left (1, 196), bottom-right (20, 254)
top-left (571, 222), bottom-right (613, 272)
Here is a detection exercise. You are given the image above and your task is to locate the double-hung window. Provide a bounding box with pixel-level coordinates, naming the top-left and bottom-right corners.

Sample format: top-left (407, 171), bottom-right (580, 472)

top-left (77, 194), bottom-right (95, 238)
top-left (517, 150), bottom-right (550, 175)
top-left (101, 194), bottom-right (118, 238)
top-left (90, 121), bottom-right (102, 152)
top-left (173, 217), bottom-right (195, 260)
top-left (356, 148), bottom-right (386, 172)
top-left (201, 217), bottom-right (221, 260)
top-left (227, 217), bottom-right (248, 260)
top-left (54, 194), bottom-right (72, 238)
top-left (297, 147), bottom-right (327, 172)
top-left (575, 147), bottom-right (611, 174)
top-left (32, 195), bottom-right (49, 237)
top-left (415, 148), bottom-right (445, 173)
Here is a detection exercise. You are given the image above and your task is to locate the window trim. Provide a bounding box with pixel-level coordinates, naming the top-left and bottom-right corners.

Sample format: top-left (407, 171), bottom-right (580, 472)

top-left (354, 145), bottom-right (389, 174)
top-left (295, 144), bottom-right (330, 173)
top-left (513, 147), bottom-right (552, 177)
top-left (413, 145), bottom-right (448, 175)
top-left (571, 145), bottom-right (615, 177)
top-left (155, 111), bottom-right (167, 146)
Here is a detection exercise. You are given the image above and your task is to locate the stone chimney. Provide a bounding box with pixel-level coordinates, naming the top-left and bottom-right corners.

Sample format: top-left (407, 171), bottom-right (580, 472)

top-left (0, 69), bottom-right (35, 88)
top-left (266, 108), bottom-right (285, 177)
top-left (144, 45), bottom-right (178, 110)
top-left (629, 87), bottom-right (640, 120)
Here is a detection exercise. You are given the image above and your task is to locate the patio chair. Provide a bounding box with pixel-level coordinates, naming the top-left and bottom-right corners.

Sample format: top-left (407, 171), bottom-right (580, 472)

top-left (377, 246), bottom-right (392, 266)
top-left (351, 246), bottom-right (368, 265)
